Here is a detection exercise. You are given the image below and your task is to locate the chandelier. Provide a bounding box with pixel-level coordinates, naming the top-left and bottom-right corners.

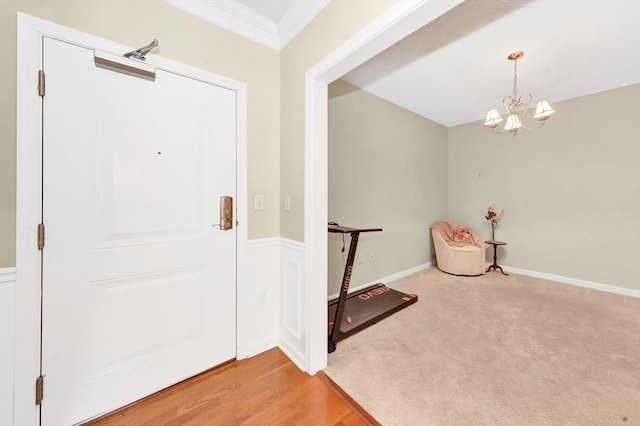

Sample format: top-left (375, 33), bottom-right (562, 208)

top-left (484, 51), bottom-right (555, 136)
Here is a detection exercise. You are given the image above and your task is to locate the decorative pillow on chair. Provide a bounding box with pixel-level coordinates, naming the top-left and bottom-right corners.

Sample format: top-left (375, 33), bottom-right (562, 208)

top-left (449, 223), bottom-right (482, 247)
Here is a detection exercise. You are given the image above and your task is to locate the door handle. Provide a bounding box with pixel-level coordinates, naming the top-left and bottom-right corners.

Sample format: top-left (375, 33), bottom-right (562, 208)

top-left (214, 195), bottom-right (233, 231)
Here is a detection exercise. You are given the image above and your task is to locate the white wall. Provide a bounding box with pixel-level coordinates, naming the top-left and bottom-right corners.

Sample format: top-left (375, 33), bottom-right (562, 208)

top-left (448, 84), bottom-right (640, 291)
top-left (327, 80), bottom-right (448, 295)
top-left (0, 268), bottom-right (16, 426)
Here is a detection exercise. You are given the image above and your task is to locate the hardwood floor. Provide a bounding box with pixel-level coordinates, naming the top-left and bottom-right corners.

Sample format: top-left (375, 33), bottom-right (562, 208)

top-left (88, 348), bottom-right (378, 426)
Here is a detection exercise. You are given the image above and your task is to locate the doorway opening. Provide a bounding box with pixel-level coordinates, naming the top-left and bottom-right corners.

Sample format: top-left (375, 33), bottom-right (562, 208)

top-left (303, 1), bottom-right (464, 373)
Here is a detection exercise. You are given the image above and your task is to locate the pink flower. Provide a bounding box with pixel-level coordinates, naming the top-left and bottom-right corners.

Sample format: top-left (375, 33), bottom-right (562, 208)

top-left (485, 206), bottom-right (503, 224)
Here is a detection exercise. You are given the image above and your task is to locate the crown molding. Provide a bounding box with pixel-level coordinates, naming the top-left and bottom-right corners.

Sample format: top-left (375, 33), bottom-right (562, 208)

top-left (164, 0), bottom-right (279, 50)
top-left (278, 0), bottom-right (330, 49)
top-left (164, 0), bottom-right (329, 51)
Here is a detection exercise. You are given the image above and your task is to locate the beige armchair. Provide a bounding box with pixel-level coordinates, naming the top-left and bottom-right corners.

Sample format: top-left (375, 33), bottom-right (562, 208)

top-left (431, 221), bottom-right (486, 276)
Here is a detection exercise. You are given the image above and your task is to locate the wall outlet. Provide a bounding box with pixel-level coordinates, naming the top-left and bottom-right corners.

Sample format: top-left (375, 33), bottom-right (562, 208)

top-left (260, 290), bottom-right (268, 304)
top-left (369, 252), bottom-right (374, 262)
top-left (284, 195), bottom-right (291, 211)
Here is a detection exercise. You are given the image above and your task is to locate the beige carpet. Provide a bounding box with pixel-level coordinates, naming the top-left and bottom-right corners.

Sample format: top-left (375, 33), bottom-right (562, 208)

top-left (324, 267), bottom-right (640, 425)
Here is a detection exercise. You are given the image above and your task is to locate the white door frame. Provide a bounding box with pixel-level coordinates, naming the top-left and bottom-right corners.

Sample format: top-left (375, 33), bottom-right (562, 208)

top-left (303, 0), bottom-right (463, 374)
top-left (15, 13), bottom-right (248, 425)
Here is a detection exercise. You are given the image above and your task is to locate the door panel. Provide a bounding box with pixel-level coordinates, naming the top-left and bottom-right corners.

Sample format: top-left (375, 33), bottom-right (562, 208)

top-left (41, 37), bottom-right (237, 425)
top-left (90, 266), bottom-right (208, 377)
top-left (93, 85), bottom-right (206, 241)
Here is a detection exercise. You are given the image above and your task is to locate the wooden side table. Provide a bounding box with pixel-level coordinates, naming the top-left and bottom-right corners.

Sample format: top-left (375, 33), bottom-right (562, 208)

top-left (485, 240), bottom-right (508, 275)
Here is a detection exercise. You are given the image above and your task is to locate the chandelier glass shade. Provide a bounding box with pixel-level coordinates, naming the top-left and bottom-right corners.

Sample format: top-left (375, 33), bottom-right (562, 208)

top-left (485, 51), bottom-right (555, 136)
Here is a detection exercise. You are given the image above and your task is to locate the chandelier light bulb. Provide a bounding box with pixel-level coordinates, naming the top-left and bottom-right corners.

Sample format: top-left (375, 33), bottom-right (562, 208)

top-left (504, 114), bottom-right (522, 134)
top-left (485, 109), bottom-right (503, 127)
top-left (534, 100), bottom-right (555, 120)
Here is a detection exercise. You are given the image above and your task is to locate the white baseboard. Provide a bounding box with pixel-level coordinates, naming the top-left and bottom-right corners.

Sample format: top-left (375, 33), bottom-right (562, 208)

top-left (278, 340), bottom-right (306, 372)
top-left (0, 267), bottom-right (17, 426)
top-left (241, 338), bottom-right (277, 360)
top-left (328, 262), bottom-right (432, 300)
top-left (502, 265), bottom-right (640, 298)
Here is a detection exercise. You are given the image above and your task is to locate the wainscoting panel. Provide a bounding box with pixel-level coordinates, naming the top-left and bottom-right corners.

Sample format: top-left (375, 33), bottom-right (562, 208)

top-left (278, 239), bottom-right (307, 370)
top-left (239, 238), bottom-right (281, 359)
top-left (0, 267), bottom-right (17, 426)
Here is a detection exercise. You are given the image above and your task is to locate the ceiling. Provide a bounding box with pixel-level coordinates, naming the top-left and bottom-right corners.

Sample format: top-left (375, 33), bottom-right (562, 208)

top-left (235, 0), bottom-right (296, 22)
top-left (342, 0), bottom-right (640, 127)
top-left (168, 0), bottom-right (640, 127)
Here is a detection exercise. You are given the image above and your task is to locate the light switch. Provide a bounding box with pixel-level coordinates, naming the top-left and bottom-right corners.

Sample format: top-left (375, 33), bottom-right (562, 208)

top-left (254, 194), bottom-right (265, 211)
top-left (284, 195), bottom-right (291, 211)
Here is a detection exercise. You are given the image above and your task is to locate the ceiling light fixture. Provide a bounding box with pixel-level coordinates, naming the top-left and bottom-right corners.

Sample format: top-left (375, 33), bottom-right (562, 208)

top-left (485, 51), bottom-right (555, 136)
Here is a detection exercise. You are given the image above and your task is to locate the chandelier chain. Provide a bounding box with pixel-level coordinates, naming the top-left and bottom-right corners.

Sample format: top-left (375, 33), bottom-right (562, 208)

top-left (512, 58), bottom-right (519, 104)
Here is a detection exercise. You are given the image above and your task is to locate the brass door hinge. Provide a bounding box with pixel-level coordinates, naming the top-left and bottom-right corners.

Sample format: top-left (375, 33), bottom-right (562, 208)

top-left (36, 375), bottom-right (44, 405)
top-left (37, 223), bottom-right (45, 250)
top-left (38, 70), bottom-right (45, 97)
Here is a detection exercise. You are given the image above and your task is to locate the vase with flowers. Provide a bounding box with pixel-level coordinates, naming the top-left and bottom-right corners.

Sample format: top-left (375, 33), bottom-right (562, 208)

top-left (485, 206), bottom-right (504, 241)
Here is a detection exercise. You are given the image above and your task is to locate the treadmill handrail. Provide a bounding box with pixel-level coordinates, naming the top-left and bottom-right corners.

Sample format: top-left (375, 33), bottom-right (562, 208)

top-left (328, 224), bottom-right (382, 234)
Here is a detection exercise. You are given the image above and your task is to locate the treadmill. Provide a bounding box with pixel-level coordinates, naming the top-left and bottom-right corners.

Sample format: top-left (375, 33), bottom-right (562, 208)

top-left (328, 224), bottom-right (418, 353)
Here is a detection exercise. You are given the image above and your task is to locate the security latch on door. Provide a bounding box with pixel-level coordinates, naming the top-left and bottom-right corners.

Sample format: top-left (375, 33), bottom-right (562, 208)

top-left (213, 196), bottom-right (233, 230)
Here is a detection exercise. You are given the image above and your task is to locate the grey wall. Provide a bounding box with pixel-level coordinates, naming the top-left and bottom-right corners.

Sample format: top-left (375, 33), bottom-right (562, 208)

top-left (328, 80), bottom-right (449, 295)
top-left (448, 84), bottom-right (640, 290)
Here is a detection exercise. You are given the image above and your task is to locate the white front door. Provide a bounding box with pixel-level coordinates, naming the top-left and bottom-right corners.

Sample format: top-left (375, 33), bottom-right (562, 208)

top-left (41, 37), bottom-right (237, 425)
